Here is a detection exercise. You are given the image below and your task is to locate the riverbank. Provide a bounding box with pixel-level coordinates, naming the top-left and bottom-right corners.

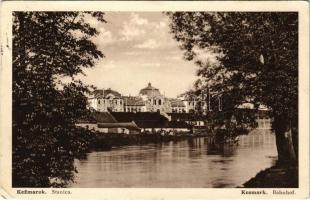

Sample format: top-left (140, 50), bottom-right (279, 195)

top-left (243, 163), bottom-right (298, 188)
top-left (88, 131), bottom-right (210, 151)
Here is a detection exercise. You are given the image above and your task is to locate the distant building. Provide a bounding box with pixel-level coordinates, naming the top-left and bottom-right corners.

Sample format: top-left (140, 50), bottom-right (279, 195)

top-left (179, 94), bottom-right (208, 113)
top-left (139, 83), bottom-right (172, 113)
top-left (170, 98), bottom-right (186, 113)
top-left (111, 111), bottom-right (192, 133)
top-left (87, 83), bottom-right (219, 114)
top-left (123, 96), bottom-right (147, 112)
top-left (111, 111), bottom-right (168, 131)
top-left (167, 112), bottom-right (206, 134)
top-left (88, 88), bottom-right (124, 112)
top-left (139, 82), bottom-right (161, 98)
top-left (76, 112), bottom-right (140, 134)
top-left (167, 112), bottom-right (205, 127)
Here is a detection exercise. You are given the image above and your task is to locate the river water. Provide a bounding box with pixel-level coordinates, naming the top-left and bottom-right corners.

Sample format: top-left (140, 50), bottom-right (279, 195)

top-left (70, 129), bottom-right (277, 188)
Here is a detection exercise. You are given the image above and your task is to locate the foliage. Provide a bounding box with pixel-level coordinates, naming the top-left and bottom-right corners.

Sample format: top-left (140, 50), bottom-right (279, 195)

top-left (167, 12), bottom-right (298, 162)
top-left (168, 12), bottom-right (297, 116)
top-left (13, 12), bottom-right (105, 187)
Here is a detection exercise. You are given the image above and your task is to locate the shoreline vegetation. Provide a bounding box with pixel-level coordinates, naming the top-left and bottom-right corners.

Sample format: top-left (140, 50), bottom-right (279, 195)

top-left (242, 163), bottom-right (298, 188)
top-left (86, 130), bottom-right (212, 151)
top-left (82, 124), bottom-right (250, 152)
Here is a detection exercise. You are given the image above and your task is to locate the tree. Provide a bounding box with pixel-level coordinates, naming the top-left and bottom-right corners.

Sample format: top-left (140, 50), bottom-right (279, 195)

top-left (13, 12), bottom-right (105, 187)
top-left (167, 12), bottom-right (298, 164)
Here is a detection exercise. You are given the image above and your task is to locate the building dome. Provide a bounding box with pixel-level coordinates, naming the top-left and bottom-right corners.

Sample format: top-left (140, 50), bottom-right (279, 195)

top-left (139, 82), bottom-right (161, 97)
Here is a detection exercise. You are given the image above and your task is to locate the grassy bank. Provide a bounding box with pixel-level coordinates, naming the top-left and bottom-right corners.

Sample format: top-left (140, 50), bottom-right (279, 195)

top-left (243, 163), bottom-right (298, 188)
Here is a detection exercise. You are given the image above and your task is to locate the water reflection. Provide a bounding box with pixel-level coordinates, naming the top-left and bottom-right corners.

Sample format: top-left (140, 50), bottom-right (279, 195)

top-left (70, 129), bottom-right (277, 188)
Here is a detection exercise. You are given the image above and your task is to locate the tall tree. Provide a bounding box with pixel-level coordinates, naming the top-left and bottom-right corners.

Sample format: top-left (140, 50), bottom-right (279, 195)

top-left (167, 12), bottom-right (298, 164)
top-left (13, 12), bottom-right (105, 187)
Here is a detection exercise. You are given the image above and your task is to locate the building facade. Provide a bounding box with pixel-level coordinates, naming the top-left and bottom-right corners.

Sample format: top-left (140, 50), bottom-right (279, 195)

top-left (139, 83), bottom-right (172, 113)
top-left (170, 98), bottom-right (186, 113)
top-left (123, 96), bottom-right (147, 112)
top-left (87, 83), bottom-right (215, 114)
top-left (88, 89), bottom-right (124, 112)
top-left (178, 94), bottom-right (208, 113)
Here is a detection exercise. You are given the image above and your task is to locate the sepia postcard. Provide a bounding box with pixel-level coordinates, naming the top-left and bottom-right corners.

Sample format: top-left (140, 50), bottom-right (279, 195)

top-left (0, 1), bottom-right (309, 199)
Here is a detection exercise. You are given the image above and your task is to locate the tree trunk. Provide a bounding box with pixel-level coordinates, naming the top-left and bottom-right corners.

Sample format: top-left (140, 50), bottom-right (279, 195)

top-left (273, 115), bottom-right (297, 165)
top-left (285, 125), bottom-right (297, 162)
top-left (274, 128), bottom-right (285, 162)
top-left (291, 117), bottom-right (298, 162)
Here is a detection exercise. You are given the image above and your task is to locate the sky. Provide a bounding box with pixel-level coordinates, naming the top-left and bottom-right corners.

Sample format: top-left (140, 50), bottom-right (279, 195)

top-left (77, 12), bottom-right (198, 98)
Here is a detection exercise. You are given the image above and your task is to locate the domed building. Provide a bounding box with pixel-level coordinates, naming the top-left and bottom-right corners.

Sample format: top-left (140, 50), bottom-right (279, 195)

top-left (139, 82), bottom-right (161, 98)
top-left (139, 82), bottom-right (171, 113)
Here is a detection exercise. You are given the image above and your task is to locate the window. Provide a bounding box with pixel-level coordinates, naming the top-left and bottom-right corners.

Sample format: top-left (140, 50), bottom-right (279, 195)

top-left (158, 99), bottom-right (162, 105)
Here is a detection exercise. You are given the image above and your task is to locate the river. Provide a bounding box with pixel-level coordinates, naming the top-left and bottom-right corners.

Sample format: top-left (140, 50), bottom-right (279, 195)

top-left (70, 129), bottom-right (277, 188)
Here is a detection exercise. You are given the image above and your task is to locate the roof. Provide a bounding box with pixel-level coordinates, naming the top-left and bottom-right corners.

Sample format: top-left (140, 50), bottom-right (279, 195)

top-left (170, 99), bottom-right (185, 107)
top-left (183, 95), bottom-right (199, 101)
top-left (97, 122), bottom-right (140, 130)
top-left (178, 91), bottom-right (200, 101)
top-left (140, 82), bottom-right (158, 91)
top-left (139, 83), bottom-right (161, 97)
top-left (92, 112), bottom-right (117, 123)
top-left (77, 112), bottom-right (117, 123)
top-left (92, 89), bottom-right (104, 98)
top-left (104, 88), bottom-right (122, 98)
top-left (167, 113), bottom-right (205, 121)
top-left (111, 112), bottom-right (169, 128)
top-left (111, 112), bottom-right (168, 121)
top-left (92, 89), bottom-right (122, 98)
top-left (123, 96), bottom-right (146, 106)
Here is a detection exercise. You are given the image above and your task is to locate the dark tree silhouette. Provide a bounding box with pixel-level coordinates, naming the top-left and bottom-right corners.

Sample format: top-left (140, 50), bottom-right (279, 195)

top-left (13, 12), bottom-right (105, 187)
top-left (167, 12), bottom-right (298, 165)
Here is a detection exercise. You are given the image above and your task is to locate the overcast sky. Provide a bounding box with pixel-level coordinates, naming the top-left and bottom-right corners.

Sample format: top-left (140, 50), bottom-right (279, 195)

top-left (78, 12), bottom-right (198, 98)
